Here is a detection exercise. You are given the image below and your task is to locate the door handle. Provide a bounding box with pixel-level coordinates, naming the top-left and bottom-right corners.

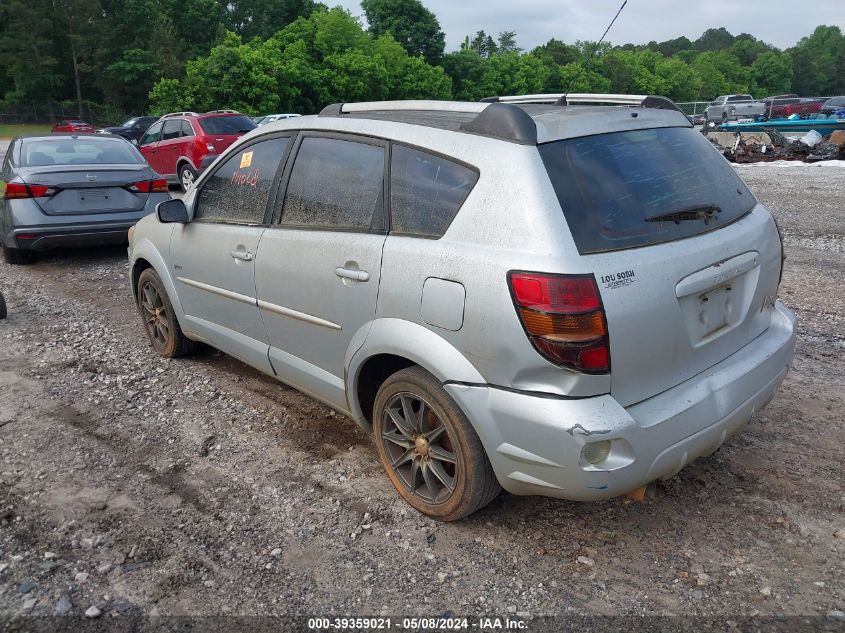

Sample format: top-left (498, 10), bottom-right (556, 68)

top-left (230, 250), bottom-right (254, 262)
top-left (335, 267), bottom-right (369, 282)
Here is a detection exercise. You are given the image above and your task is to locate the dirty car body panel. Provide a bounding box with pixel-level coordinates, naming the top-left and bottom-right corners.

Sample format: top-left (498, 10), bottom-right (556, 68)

top-left (128, 97), bottom-right (796, 509)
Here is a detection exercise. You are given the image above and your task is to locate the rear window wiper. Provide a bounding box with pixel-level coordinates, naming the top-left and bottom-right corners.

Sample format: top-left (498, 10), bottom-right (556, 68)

top-left (645, 205), bottom-right (721, 225)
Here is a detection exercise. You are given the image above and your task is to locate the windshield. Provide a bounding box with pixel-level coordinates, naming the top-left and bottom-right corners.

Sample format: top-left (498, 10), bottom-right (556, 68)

top-left (121, 117), bottom-right (139, 127)
top-left (538, 127), bottom-right (756, 254)
top-left (21, 137), bottom-right (142, 166)
top-left (199, 115), bottom-right (256, 135)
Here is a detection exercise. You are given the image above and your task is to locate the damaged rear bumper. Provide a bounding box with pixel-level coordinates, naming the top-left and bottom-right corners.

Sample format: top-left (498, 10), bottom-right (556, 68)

top-left (445, 300), bottom-right (796, 501)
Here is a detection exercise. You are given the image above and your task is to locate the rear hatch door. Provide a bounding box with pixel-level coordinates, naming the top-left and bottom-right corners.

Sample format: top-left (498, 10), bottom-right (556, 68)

top-left (198, 114), bottom-right (257, 153)
top-left (539, 126), bottom-right (782, 406)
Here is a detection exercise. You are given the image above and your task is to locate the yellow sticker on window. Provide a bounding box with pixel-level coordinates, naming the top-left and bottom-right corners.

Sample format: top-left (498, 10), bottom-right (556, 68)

top-left (240, 151), bottom-right (253, 168)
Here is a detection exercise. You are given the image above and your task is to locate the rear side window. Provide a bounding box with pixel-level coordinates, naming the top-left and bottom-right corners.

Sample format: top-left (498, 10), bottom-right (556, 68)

top-left (199, 115), bottom-right (256, 135)
top-left (195, 137), bottom-right (290, 224)
top-left (162, 120), bottom-right (181, 140)
top-left (390, 145), bottom-right (478, 238)
top-left (539, 127), bottom-right (756, 254)
top-left (180, 120), bottom-right (194, 137)
top-left (280, 137), bottom-right (384, 230)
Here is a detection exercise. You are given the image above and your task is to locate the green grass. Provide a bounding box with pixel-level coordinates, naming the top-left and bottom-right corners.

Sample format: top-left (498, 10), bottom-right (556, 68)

top-left (0, 123), bottom-right (52, 139)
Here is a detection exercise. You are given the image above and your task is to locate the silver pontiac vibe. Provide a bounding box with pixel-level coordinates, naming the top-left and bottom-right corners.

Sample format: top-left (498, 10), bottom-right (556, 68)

top-left (128, 94), bottom-right (796, 521)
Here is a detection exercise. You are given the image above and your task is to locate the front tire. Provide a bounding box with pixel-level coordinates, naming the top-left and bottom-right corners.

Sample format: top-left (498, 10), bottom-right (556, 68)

top-left (3, 245), bottom-right (33, 265)
top-left (137, 268), bottom-right (197, 358)
top-left (178, 164), bottom-right (197, 192)
top-left (373, 366), bottom-right (500, 521)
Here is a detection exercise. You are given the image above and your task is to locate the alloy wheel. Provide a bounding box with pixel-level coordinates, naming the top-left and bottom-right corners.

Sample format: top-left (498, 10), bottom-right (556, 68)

top-left (379, 392), bottom-right (458, 505)
top-left (140, 281), bottom-right (171, 348)
top-left (181, 169), bottom-right (194, 190)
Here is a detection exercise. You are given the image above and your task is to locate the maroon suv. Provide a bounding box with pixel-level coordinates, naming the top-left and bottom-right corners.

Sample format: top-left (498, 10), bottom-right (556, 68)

top-left (137, 110), bottom-right (256, 190)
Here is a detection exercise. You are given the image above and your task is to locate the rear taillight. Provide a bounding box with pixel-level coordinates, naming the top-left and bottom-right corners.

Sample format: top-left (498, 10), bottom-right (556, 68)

top-left (508, 271), bottom-right (610, 374)
top-left (4, 182), bottom-right (58, 199)
top-left (125, 179), bottom-right (168, 193)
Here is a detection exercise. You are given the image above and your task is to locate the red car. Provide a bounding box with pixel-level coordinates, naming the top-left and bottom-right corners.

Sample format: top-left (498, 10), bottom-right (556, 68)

top-left (761, 95), bottom-right (823, 119)
top-left (51, 119), bottom-right (96, 133)
top-left (136, 110), bottom-right (257, 190)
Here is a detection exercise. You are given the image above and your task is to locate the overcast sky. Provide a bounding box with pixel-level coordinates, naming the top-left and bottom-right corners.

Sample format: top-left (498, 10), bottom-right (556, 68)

top-left (333, 0), bottom-right (843, 52)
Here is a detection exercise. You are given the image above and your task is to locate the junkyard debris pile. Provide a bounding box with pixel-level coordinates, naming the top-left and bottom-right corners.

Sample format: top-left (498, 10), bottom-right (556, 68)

top-left (706, 128), bottom-right (845, 163)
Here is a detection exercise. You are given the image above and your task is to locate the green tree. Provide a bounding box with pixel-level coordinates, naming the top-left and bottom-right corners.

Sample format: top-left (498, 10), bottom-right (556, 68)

top-left (361, 0), bottom-right (445, 65)
top-left (695, 27), bottom-right (735, 52)
top-left (497, 31), bottom-right (521, 54)
top-left (751, 51), bottom-right (793, 96)
top-left (469, 30), bottom-right (497, 58)
top-left (225, 0), bottom-right (318, 40)
top-left (0, 0), bottom-right (62, 103)
top-left (477, 51), bottom-right (549, 99)
top-left (442, 49), bottom-right (487, 101)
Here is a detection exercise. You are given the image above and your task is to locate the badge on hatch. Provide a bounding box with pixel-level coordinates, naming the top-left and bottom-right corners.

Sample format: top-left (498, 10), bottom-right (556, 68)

top-left (85, 173), bottom-right (98, 181)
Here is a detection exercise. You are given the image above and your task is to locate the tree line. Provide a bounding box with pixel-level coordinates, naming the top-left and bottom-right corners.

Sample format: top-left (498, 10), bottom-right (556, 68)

top-left (1, 0), bottom-right (844, 119)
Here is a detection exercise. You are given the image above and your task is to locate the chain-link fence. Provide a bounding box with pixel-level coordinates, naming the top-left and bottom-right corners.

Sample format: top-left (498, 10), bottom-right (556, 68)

top-left (676, 96), bottom-right (844, 121)
top-left (0, 101), bottom-right (131, 127)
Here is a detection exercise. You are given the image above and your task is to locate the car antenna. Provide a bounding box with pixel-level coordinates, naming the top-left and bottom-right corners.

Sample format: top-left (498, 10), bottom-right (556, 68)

top-left (561, 0), bottom-right (628, 102)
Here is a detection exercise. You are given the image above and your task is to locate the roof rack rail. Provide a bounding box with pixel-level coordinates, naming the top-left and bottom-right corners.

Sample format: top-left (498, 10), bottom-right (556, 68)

top-left (320, 100), bottom-right (488, 116)
top-left (319, 100), bottom-right (536, 144)
top-left (483, 93), bottom-right (683, 112)
top-left (160, 111), bottom-right (198, 118)
top-left (206, 109), bottom-right (242, 115)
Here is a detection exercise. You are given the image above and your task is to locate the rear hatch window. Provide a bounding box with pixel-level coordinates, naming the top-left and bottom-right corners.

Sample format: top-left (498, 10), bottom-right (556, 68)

top-left (199, 115), bottom-right (256, 135)
top-left (538, 127), bottom-right (755, 254)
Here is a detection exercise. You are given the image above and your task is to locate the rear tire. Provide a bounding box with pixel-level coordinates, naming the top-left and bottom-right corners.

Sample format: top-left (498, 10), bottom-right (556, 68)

top-left (2, 245), bottom-right (33, 265)
top-left (178, 164), bottom-right (197, 192)
top-left (373, 366), bottom-right (500, 521)
top-left (137, 268), bottom-right (197, 358)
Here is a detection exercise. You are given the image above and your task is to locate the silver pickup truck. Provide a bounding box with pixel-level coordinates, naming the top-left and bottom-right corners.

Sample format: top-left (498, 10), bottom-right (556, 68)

top-left (705, 95), bottom-right (767, 122)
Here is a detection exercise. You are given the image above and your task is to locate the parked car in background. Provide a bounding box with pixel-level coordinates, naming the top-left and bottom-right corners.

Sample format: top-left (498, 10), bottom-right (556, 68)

top-left (256, 113), bottom-right (301, 126)
top-left (704, 95), bottom-right (766, 122)
top-left (97, 116), bottom-right (159, 142)
top-left (821, 96), bottom-right (845, 117)
top-left (52, 119), bottom-right (95, 133)
top-left (761, 94), bottom-right (823, 119)
top-left (128, 95), bottom-right (795, 520)
top-left (687, 113), bottom-right (706, 125)
top-left (137, 110), bottom-right (257, 191)
top-left (0, 134), bottom-right (169, 264)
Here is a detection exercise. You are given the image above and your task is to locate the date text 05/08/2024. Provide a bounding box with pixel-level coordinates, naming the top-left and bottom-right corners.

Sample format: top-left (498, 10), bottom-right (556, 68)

top-left (307, 616), bottom-right (528, 630)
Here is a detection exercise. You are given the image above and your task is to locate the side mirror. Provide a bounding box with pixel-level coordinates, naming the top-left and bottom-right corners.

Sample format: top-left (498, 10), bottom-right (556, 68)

top-left (157, 199), bottom-right (189, 223)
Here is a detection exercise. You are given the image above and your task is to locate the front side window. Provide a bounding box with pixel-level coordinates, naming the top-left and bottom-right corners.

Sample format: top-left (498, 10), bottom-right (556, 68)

top-left (139, 122), bottom-right (162, 146)
top-left (194, 136), bottom-right (290, 224)
top-left (280, 137), bottom-right (384, 230)
top-left (539, 127), bottom-right (756, 254)
top-left (390, 145), bottom-right (478, 238)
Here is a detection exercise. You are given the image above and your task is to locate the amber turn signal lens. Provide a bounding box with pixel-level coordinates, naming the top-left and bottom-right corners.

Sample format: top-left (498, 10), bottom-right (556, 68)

top-left (518, 307), bottom-right (606, 341)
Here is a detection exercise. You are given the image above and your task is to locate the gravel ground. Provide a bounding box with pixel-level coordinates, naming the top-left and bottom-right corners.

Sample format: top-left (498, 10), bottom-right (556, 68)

top-left (0, 163), bottom-right (843, 627)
